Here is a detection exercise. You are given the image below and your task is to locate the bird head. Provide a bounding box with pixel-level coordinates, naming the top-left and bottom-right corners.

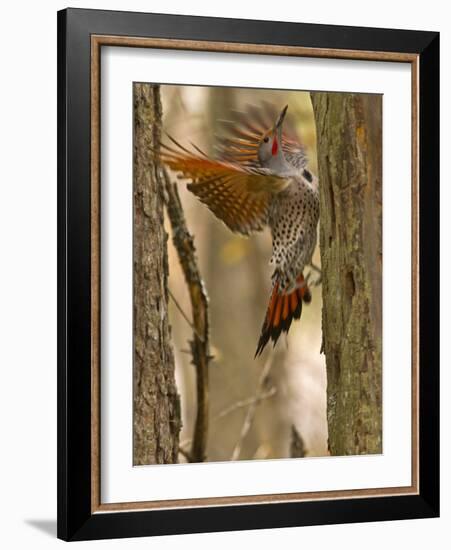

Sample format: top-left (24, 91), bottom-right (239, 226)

top-left (257, 104), bottom-right (288, 171)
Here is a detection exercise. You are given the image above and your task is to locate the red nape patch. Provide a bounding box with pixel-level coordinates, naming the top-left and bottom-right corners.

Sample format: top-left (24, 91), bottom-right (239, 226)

top-left (271, 136), bottom-right (278, 156)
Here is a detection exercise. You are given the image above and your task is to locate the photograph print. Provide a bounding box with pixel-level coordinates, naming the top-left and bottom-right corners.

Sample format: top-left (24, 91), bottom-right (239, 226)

top-left (133, 83), bottom-right (382, 466)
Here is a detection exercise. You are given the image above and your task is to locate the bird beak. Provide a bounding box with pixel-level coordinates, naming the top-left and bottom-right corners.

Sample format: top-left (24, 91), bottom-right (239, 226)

top-left (275, 104), bottom-right (288, 131)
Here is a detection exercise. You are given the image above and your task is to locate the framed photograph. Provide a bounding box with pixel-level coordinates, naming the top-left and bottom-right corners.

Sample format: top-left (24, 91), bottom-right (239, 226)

top-left (57, 8), bottom-right (439, 541)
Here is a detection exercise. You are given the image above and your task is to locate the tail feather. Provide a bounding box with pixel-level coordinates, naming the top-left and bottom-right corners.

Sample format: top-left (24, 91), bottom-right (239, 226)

top-left (255, 274), bottom-right (311, 358)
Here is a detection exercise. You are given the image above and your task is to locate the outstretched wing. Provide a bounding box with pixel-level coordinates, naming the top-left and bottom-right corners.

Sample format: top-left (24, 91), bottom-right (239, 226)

top-left (215, 101), bottom-right (307, 170)
top-left (159, 137), bottom-right (287, 236)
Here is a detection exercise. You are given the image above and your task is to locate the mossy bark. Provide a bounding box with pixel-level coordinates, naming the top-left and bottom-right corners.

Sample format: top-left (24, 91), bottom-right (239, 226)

top-left (133, 83), bottom-right (181, 465)
top-left (311, 93), bottom-right (382, 455)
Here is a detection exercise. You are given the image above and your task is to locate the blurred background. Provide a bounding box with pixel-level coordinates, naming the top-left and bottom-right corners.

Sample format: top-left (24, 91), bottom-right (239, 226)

top-left (161, 85), bottom-right (327, 462)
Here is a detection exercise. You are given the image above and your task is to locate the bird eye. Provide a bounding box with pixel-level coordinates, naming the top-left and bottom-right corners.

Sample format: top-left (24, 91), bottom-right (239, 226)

top-left (263, 136), bottom-right (269, 143)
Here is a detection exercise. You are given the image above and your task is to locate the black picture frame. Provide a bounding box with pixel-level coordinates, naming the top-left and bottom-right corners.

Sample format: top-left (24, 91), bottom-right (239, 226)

top-left (57, 7), bottom-right (439, 541)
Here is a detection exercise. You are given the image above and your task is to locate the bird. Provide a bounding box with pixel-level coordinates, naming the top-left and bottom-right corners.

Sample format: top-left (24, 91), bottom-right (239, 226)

top-left (158, 102), bottom-right (320, 357)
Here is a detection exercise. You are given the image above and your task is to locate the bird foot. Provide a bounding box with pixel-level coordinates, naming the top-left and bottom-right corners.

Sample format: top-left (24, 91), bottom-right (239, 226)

top-left (308, 262), bottom-right (322, 287)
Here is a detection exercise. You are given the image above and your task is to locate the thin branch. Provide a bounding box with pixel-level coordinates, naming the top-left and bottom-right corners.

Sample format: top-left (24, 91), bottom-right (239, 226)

top-left (168, 288), bottom-right (204, 342)
top-left (231, 355), bottom-right (274, 461)
top-left (178, 447), bottom-right (193, 463)
top-left (214, 387), bottom-right (277, 421)
top-left (163, 168), bottom-right (211, 463)
top-left (178, 348), bottom-right (194, 355)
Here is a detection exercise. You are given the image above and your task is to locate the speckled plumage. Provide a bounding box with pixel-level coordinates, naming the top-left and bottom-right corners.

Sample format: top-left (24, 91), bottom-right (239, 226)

top-left (269, 171), bottom-right (319, 291)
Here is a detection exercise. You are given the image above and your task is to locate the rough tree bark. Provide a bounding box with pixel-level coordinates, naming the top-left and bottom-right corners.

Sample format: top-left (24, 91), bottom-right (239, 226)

top-left (133, 83), bottom-right (181, 465)
top-left (311, 93), bottom-right (382, 455)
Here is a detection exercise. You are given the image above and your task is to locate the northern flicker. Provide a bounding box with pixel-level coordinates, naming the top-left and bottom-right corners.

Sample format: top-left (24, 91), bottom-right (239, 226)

top-left (159, 103), bottom-right (320, 356)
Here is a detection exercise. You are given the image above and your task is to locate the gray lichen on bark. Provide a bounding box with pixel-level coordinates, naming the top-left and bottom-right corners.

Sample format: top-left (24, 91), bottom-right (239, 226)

top-left (311, 92), bottom-right (382, 456)
top-left (133, 83), bottom-right (181, 465)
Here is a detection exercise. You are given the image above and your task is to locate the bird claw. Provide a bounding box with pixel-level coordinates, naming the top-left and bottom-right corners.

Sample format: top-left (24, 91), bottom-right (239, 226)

top-left (311, 273), bottom-right (322, 287)
top-left (307, 264), bottom-right (322, 287)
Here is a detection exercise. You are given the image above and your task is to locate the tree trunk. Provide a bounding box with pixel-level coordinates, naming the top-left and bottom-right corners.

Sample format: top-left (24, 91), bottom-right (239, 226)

top-left (311, 93), bottom-right (382, 456)
top-left (133, 83), bottom-right (181, 465)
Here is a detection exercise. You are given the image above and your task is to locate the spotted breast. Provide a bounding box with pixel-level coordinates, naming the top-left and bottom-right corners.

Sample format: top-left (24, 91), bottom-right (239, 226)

top-left (269, 170), bottom-right (320, 291)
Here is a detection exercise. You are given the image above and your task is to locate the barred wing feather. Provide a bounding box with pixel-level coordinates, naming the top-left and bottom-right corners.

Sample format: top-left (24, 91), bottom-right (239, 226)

top-left (215, 101), bottom-right (307, 170)
top-left (159, 138), bottom-right (286, 236)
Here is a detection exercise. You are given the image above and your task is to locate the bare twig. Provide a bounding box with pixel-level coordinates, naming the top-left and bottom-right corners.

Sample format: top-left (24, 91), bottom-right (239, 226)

top-left (231, 355), bottom-right (274, 461)
top-left (168, 288), bottom-right (204, 341)
top-left (163, 168), bottom-right (211, 463)
top-left (214, 387), bottom-right (277, 421)
top-left (178, 447), bottom-right (193, 463)
top-left (178, 348), bottom-right (194, 355)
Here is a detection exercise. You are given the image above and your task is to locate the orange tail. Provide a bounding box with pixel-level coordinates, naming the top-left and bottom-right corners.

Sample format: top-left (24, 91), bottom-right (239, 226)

top-left (255, 274), bottom-right (311, 357)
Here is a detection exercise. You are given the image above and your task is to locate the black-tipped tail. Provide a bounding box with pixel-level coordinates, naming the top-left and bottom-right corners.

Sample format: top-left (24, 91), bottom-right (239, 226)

top-left (255, 274), bottom-right (310, 358)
